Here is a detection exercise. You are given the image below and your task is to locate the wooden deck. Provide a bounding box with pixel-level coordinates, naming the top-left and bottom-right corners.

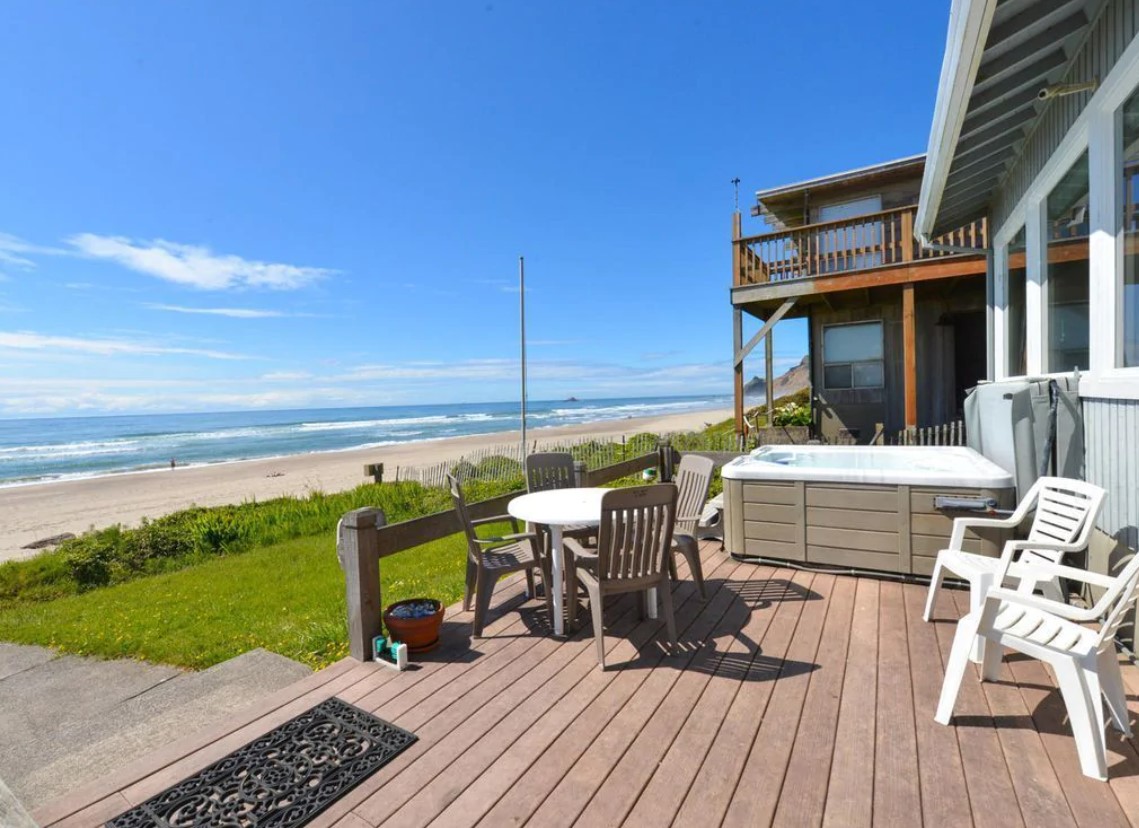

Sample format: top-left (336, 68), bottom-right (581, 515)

top-left (35, 541), bottom-right (1139, 827)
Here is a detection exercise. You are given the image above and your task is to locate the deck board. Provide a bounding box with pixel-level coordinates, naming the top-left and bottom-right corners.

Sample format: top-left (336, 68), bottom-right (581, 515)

top-left (33, 540), bottom-right (1139, 828)
top-left (822, 577), bottom-right (879, 828)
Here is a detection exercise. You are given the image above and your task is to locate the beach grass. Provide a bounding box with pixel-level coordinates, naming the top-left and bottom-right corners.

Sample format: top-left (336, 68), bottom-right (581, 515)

top-left (0, 525), bottom-right (509, 670)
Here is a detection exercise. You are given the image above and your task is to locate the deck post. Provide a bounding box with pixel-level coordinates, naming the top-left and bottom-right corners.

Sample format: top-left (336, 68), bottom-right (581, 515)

top-left (338, 507), bottom-right (386, 661)
top-left (903, 282), bottom-right (918, 428)
top-left (573, 460), bottom-right (586, 487)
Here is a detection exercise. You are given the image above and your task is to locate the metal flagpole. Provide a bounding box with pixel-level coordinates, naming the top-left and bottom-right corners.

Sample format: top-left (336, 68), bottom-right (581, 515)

top-left (519, 256), bottom-right (527, 463)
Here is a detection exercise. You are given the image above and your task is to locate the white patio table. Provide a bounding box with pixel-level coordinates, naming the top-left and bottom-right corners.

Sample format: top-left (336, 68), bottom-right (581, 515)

top-left (507, 487), bottom-right (659, 636)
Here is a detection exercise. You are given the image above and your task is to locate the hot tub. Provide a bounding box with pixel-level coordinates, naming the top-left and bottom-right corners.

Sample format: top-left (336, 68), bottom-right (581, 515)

top-left (721, 445), bottom-right (1016, 575)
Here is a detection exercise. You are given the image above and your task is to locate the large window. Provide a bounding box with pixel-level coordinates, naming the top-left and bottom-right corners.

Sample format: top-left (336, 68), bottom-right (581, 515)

top-left (823, 321), bottom-right (884, 389)
top-left (1006, 225), bottom-right (1027, 376)
top-left (1121, 88), bottom-right (1139, 366)
top-left (1046, 151), bottom-right (1090, 372)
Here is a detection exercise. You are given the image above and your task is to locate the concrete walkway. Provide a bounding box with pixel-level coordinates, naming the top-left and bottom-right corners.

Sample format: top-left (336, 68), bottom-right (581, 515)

top-left (0, 643), bottom-right (311, 812)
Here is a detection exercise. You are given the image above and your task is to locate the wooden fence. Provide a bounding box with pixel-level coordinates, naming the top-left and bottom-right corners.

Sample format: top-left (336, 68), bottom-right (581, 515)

top-left (392, 431), bottom-right (740, 487)
top-left (887, 420), bottom-right (967, 446)
top-left (337, 450), bottom-right (663, 660)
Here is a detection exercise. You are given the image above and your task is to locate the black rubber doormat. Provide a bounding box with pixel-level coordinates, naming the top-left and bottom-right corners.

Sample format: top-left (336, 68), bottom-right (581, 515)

top-left (105, 697), bottom-right (417, 828)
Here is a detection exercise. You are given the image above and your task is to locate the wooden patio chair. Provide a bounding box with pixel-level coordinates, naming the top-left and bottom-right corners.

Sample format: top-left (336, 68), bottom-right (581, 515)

top-left (525, 451), bottom-right (578, 492)
top-left (448, 473), bottom-right (552, 637)
top-left (670, 454), bottom-right (715, 600)
top-left (922, 477), bottom-right (1106, 660)
top-left (525, 451), bottom-right (596, 547)
top-left (564, 484), bottom-right (679, 669)
top-left (935, 548), bottom-right (1139, 780)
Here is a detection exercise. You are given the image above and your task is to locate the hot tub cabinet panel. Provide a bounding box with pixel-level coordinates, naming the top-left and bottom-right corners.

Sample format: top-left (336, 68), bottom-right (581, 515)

top-left (722, 447), bottom-right (1016, 576)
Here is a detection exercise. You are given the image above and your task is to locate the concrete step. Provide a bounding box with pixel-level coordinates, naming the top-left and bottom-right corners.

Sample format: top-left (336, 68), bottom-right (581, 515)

top-left (0, 645), bottom-right (311, 811)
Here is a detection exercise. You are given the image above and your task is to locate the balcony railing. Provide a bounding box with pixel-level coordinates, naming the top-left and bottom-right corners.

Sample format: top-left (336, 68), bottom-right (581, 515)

top-left (733, 205), bottom-right (988, 287)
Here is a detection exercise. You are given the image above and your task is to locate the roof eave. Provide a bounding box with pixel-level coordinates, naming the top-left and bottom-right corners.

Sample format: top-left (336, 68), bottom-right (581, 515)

top-left (915, 0), bottom-right (1000, 242)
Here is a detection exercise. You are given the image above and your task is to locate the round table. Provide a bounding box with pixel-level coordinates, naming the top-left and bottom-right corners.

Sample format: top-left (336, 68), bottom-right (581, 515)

top-left (508, 487), bottom-right (607, 636)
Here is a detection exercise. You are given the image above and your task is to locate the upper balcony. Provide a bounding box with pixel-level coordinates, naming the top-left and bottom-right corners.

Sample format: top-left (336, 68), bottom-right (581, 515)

top-left (732, 205), bottom-right (989, 294)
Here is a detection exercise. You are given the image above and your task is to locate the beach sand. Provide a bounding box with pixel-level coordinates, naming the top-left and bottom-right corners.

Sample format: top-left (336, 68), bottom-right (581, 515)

top-left (0, 406), bottom-right (732, 563)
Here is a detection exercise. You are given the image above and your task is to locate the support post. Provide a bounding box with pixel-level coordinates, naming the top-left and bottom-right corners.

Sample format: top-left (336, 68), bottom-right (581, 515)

top-left (765, 322), bottom-right (774, 425)
top-left (733, 306), bottom-right (745, 437)
top-left (573, 460), bottom-right (586, 488)
top-left (338, 507), bottom-right (386, 661)
top-left (903, 282), bottom-right (918, 429)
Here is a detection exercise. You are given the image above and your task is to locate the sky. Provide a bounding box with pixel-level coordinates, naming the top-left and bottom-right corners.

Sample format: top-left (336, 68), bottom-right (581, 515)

top-left (0, 1), bottom-right (951, 418)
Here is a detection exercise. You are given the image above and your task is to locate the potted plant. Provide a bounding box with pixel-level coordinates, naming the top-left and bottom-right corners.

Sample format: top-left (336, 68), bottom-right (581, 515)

top-left (383, 598), bottom-right (444, 653)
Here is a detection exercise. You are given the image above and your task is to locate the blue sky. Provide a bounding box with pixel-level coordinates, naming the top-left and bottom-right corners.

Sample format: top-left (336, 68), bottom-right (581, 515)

top-left (0, 1), bottom-right (948, 417)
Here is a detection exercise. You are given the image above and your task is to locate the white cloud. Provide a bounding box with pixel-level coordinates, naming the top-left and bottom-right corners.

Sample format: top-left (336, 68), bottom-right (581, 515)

top-left (0, 331), bottom-right (250, 360)
top-left (67, 234), bottom-right (334, 291)
top-left (144, 303), bottom-right (287, 319)
top-left (260, 370), bottom-right (313, 381)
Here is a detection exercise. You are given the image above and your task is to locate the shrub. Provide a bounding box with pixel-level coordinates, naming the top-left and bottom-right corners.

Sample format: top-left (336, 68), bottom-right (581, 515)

top-left (449, 460), bottom-right (477, 482)
top-left (473, 455), bottom-right (522, 481)
top-left (772, 401), bottom-right (812, 427)
top-left (64, 526), bottom-right (121, 589)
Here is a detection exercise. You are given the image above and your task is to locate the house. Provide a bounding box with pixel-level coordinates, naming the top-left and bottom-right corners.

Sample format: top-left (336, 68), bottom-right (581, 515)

top-left (732, 156), bottom-right (990, 443)
top-left (917, 0), bottom-right (1138, 634)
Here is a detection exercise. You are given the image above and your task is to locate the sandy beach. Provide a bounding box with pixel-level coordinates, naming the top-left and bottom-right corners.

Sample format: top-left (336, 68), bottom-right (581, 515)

top-left (0, 406), bottom-right (732, 563)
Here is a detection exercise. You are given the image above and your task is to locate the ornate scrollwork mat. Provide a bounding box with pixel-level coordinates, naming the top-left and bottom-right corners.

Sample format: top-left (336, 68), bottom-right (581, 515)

top-left (105, 697), bottom-right (417, 827)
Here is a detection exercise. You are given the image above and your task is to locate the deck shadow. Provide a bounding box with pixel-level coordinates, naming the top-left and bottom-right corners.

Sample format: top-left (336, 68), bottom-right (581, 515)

top-left (719, 576), bottom-right (822, 608)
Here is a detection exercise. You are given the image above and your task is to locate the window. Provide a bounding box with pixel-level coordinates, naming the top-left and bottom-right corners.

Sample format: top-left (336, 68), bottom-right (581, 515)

top-left (1006, 225), bottom-right (1027, 376)
top-left (1046, 151), bottom-right (1090, 372)
top-left (1121, 88), bottom-right (1139, 366)
top-left (823, 322), bottom-right (884, 389)
top-left (817, 196), bottom-right (884, 272)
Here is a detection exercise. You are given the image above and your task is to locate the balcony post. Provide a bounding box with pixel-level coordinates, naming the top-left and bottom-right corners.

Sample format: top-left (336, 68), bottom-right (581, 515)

top-left (901, 208), bottom-right (915, 263)
top-left (903, 283), bottom-right (918, 429)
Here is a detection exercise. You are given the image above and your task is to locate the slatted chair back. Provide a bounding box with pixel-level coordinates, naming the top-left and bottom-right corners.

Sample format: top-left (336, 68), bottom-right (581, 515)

top-left (594, 484), bottom-right (678, 591)
top-left (526, 452), bottom-right (577, 493)
top-left (1020, 477), bottom-right (1106, 568)
top-left (1095, 554), bottom-right (1139, 654)
top-left (673, 454), bottom-right (715, 537)
top-left (447, 473), bottom-right (480, 561)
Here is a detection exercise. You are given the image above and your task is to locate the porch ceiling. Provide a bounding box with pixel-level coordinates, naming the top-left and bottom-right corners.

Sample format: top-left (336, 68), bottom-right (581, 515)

top-left (918, 0), bottom-right (1106, 238)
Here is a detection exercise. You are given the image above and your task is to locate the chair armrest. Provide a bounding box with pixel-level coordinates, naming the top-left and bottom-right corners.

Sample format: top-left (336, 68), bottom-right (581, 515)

top-left (947, 515), bottom-right (1021, 549)
top-left (984, 586), bottom-right (1100, 622)
top-left (474, 532), bottom-right (538, 546)
top-left (563, 537), bottom-right (597, 561)
top-left (471, 514), bottom-right (520, 529)
top-left (1008, 559), bottom-right (1116, 590)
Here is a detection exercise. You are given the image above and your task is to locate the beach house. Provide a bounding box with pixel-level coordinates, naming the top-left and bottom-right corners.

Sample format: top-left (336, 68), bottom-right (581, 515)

top-left (916, 0), bottom-right (1139, 634)
top-left (731, 157), bottom-right (991, 443)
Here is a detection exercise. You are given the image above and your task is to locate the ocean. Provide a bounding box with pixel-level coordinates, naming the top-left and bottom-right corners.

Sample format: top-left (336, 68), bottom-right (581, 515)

top-left (0, 395), bottom-right (729, 486)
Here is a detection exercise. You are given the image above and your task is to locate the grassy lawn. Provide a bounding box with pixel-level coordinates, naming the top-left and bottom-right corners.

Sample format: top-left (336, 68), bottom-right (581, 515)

top-left (0, 528), bottom-right (489, 670)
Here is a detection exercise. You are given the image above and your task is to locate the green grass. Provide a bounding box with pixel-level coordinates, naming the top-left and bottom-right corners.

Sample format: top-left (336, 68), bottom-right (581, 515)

top-left (0, 526), bottom-right (498, 670)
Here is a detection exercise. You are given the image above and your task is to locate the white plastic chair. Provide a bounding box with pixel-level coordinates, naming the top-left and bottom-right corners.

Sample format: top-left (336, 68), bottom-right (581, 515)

top-left (923, 477), bottom-right (1106, 661)
top-left (935, 549), bottom-right (1139, 780)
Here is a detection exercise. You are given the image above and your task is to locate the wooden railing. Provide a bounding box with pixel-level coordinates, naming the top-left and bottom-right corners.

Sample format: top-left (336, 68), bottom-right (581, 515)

top-left (733, 205), bottom-right (988, 287)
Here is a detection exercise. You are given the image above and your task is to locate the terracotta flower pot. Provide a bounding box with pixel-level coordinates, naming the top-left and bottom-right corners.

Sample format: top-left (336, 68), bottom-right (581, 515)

top-left (383, 598), bottom-right (444, 653)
